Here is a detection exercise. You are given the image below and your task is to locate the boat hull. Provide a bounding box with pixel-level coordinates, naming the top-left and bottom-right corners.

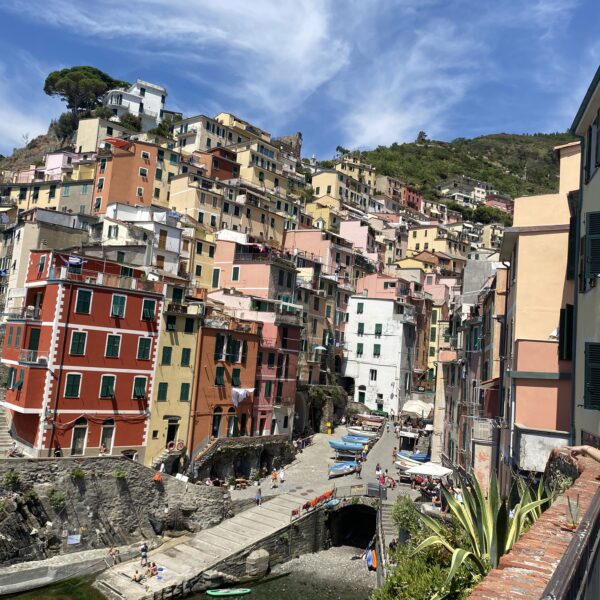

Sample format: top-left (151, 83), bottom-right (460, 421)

top-left (342, 435), bottom-right (371, 444)
top-left (347, 427), bottom-right (379, 438)
top-left (328, 461), bottom-right (357, 478)
top-left (329, 440), bottom-right (364, 452)
top-left (398, 452), bottom-right (430, 463)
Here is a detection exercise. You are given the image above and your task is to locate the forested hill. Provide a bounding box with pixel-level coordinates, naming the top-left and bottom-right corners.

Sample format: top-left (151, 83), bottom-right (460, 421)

top-left (359, 132), bottom-right (576, 200)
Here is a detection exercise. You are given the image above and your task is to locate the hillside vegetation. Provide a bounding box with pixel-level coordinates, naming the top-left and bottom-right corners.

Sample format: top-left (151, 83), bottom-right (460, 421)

top-left (360, 132), bottom-right (576, 200)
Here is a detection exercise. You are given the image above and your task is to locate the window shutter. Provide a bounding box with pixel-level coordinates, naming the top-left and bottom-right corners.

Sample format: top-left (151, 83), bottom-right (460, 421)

top-left (558, 306), bottom-right (573, 362)
top-left (214, 334), bottom-right (224, 360)
top-left (375, 323), bottom-right (382, 336)
top-left (585, 343), bottom-right (600, 410)
top-left (241, 340), bottom-right (248, 363)
top-left (585, 212), bottom-right (600, 279)
top-left (226, 337), bottom-right (234, 361)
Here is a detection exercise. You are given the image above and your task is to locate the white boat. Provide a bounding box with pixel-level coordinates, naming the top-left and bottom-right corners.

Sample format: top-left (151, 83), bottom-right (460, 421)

top-left (347, 427), bottom-right (379, 438)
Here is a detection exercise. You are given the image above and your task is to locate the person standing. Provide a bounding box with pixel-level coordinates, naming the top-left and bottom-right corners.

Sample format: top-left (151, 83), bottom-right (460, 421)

top-left (392, 447), bottom-right (397, 464)
top-left (279, 467), bottom-right (286, 487)
top-left (255, 486), bottom-right (262, 507)
top-left (140, 542), bottom-right (148, 567)
top-left (270, 469), bottom-right (278, 489)
top-left (355, 461), bottom-right (362, 479)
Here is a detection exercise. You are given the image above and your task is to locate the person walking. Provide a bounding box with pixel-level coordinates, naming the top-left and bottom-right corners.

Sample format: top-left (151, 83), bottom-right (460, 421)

top-left (140, 542), bottom-right (148, 567)
top-left (392, 447), bottom-right (397, 464)
top-left (355, 461), bottom-right (362, 479)
top-left (279, 467), bottom-right (286, 487)
top-left (255, 486), bottom-right (262, 507)
top-left (270, 469), bottom-right (278, 489)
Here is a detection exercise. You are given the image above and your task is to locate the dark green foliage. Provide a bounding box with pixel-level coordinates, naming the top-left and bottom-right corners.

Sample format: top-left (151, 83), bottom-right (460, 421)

top-left (93, 106), bottom-right (115, 120)
top-left (446, 201), bottom-right (513, 226)
top-left (70, 467), bottom-right (85, 480)
top-left (147, 121), bottom-right (172, 138)
top-left (119, 113), bottom-right (142, 132)
top-left (44, 66), bottom-right (129, 114)
top-left (363, 132), bottom-right (575, 200)
top-left (49, 490), bottom-right (67, 509)
top-left (3, 469), bottom-right (20, 488)
top-left (50, 112), bottom-right (79, 144)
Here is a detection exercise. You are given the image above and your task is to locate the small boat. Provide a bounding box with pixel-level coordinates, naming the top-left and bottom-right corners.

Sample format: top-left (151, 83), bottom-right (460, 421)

top-left (342, 435), bottom-right (371, 444)
top-left (207, 589), bottom-right (252, 597)
top-left (347, 427), bottom-right (379, 438)
top-left (357, 413), bottom-right (385, 423)
top-left (328, 461), bottom-right (357, 478)
top-left (334, 451), bottom-right (360, 461)
top-left (329, 440), bottom-right (364, 452)
top-left (326, 498), bottom-right (341, 508)
top-left (398, 452), bottom-right (430, 463)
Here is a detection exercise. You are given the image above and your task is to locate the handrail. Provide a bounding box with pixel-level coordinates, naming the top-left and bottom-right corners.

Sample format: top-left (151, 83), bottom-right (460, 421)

top-left (541, 486), bottom-right (600, 600)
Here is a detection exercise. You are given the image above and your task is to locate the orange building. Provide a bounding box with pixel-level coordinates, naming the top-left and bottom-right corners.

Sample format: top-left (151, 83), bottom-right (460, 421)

top-left (188, 308), bottom-right (260, 456)
top-left (192, 147), bottom-right (240, 180)
top-left (92, 139), bottom-right (181, 214)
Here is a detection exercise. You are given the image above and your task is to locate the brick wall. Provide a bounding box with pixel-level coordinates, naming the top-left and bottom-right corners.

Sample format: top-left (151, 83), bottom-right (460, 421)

top-left (469, 453), bottom-right (600, 599)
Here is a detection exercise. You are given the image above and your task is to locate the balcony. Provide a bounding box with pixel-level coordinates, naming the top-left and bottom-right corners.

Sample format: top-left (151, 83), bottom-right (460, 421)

top-left (19, 349), bottom-right (49, 366)
top-left (47, 267), bottom-right (164, 294)
top-left (176, 127), bottom-right (197, 138)
top-left (274, 309), bottom-right (303, 327)
top-left (166, 302), bottom-right (187, 315)
top-left (6, 306), bottom-right (41, 321)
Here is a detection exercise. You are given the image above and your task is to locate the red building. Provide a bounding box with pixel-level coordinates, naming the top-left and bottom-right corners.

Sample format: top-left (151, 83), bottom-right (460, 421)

top-left (485, 193), bottom-right (514, 214)
top-left (192, 148), bottom-right (240, 180)
top-left (1, 250), bottom-right (164, 458)
top-left (402, 184), bottom-right (423, 212)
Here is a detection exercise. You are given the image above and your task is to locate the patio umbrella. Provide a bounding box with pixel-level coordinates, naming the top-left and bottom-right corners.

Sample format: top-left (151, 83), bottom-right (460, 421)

top-left (404, 461), bottom-right (452, 477)
top-left (400, 399), bottom-right (433, 418)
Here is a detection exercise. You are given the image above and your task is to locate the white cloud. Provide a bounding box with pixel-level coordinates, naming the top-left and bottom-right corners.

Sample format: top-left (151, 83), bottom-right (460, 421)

top-left (0, 52), bottom-right (62, 155)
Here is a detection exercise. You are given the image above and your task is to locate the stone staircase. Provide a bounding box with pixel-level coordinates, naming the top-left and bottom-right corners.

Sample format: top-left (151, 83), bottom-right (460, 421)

top-left (380, 501), bottom-right (397, 542)
top-left (94, 491), bottom-right (316, 600)
top-left (0, 405), bottom-right (13, 454)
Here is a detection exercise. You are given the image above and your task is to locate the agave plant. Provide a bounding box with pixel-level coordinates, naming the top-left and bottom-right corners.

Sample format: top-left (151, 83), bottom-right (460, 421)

top-left (413, 472), bottom-right (552, 596)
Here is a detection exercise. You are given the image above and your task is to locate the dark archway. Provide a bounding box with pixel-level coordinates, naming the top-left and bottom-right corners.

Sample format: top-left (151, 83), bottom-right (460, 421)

top-left (327, 504), bottom-right (377, 549)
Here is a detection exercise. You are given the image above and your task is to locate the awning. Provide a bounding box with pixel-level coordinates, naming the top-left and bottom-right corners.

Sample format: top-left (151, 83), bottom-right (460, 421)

top-left (400, 399), bottom-right (433, 418)
top-left (438, 350), bottom-right (458, 363)
top-left (405, 462), bottom-right (453, 477)
top-left (480, 377), bottom-right (499, 390)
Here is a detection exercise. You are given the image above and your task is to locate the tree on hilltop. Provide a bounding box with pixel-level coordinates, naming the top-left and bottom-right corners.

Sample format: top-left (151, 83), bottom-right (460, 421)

top-left (44, 66), bottom-right (130, 115)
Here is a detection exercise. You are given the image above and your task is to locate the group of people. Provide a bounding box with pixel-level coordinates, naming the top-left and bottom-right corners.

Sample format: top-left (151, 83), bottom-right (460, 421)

top-left (375, 462), bottom-right (397, 489)
top-left (413, 476), bottom-right (463, 513)
top-left (131, 543), bottom-right (160, 584)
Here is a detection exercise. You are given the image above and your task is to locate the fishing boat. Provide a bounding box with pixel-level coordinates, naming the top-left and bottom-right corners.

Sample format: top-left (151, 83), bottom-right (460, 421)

top-left (329, 440), bottom-right (364, 452)
top-left (347, 427), bottom-right (379, 438)
top-left (341, 435), bottom-right (372, 444)
top-left (397, 451), bottom-right (431, 463)
top-left (357, 413), bottom-right (385, 423)
top-left (328, 461), bottom-right (357, 478)
top-left (207, 589), bottom-right (251, 597)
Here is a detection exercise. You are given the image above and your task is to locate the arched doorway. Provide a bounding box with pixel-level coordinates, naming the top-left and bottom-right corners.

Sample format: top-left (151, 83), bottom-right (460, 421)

top-left (165, 416), bottom-right (180, 446)
top-left (227, 407), bottom-right (237, 437)
top-left (71, 417), bottom-right (87, 456)
top-left (327, 504), bottom-right (377, 548)
top-left (100, 418), bottom-right (115, 454)
top-left (211, 407), bottom-right (222, 438)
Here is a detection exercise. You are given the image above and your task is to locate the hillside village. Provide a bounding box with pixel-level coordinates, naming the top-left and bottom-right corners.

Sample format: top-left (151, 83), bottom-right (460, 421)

top-left (1, 59), bottom-right (600, 599)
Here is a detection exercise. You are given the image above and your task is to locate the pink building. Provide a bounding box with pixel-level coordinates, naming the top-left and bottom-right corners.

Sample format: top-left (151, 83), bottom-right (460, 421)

top-left (485, 193), bottom-right (514, 214)
top-left (208, 290), bottom-right (302, 437)
top-left (355, 273), bottom-right (411, 300)
top-left (338, 220), bottom-right (382, 265)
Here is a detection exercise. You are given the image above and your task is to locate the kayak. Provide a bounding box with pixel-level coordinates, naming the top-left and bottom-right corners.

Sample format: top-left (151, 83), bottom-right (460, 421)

top-left (329, 440), bottom-right (363, 452)
top-left (398, 452), bottom-right (431, 463)
top-left (207, 590), bottom-right (251, 597)
top-left (341, 435), bottom-right (371, 444)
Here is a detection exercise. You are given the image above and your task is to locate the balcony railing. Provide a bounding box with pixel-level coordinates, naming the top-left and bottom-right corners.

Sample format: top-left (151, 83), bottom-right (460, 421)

top-left (166, 302), bottom-right (187, 314)
top-left (6, 306), bottom-right (41, 320)
top-left (47, 267), bottom-right (164, 294)
top-left (19, 349), bottom-right (49, 365)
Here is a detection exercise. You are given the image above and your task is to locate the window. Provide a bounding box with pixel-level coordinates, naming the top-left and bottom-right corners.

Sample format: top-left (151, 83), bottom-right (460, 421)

top-left (180, 383), bottom-right (190, 402)
top-left (208, 246), bottom-right (215, 258)
top-left (154, 187), bottom-right (160, 199)
top-left (358, 322), bottom-right (364, 336)
top-left (136, 187), bottom-right (144, 197)
top-left (373, 344), bottom-right (381, 357)
top-left (137, 337), bottom-right (151, 360)
top-left (215, 366), bottom-right (225, 386)
top-left (49, 184), bottom-right (56, 199)
top-left (369, 369), bottom-right (377, 381)
top-left (181, 348), bottom-right (191, 366)
top-left (374, 323), bottom-right (382, 337)
top-left (157, 382), bottom-right (168, 401)
top-left (265, 380), bottom-right (272, 398)
top-left (212, 268), bottom-right (220, 288)
top-left (210, 215), bottom-right (217, 227)
top-left (232, 368), bottom-right (241, 387)
top-left (356, 343), bottom-right (363, 357)
top-left (559, 305), bottom-right (574, 361)
top-left (14, 327), bottom-right (21, 347)
top-left (64, 373), bottom-right (81, 398)
top-left (70, 332), bottom-right (86, 355)
top-left (75, 289), bottom-right (92, 314)
top-left (357, 302), bottom-right (364, 314)
top-left (232, 266), bottom-right (240, 281)
top-left (105, 335), bottom-right (121, 358)
top-left (268, 352), bottom-right (275, 368)
top-left (166, 315), bottom-right (177, 331)
top-left (215, 334), bottom-right (226, 361)
top-left (430, 327), bottom-right (437, 341)
top-left (6, 327), bottom-right (13, 347)
top-left (155, 168), bottom-right (163, 181)
top-left (111, 295), bottom-right (126, 318)
top-left (133, 377), bottom-right (146, 398)
top-left (584, 212), bottom-right (600, 283)
top-left (116, 251), bottom-right (125, 264)
top-left (142, 298), bottom-right (156, 321)
top-left (429, 346), bottom-right (436, 357)
top-left (100, 375), bottom-right (116, 398)
top-left (184, 318), bottom-right (194, 334)
top-left (139, 167), bottom-right (148, 177)
top-left (358, 390), bottom-right (365, 403)
top-left (196, 241), bottom-right (203, 255)
top-left (431, 310), bottom-right (437, 324)
top-left (162, 346), bottom-right (172, 365)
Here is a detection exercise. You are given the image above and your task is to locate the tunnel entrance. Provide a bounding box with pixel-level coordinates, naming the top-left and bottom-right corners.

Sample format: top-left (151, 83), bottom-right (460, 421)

top-left (327, 504), bottom-right (377, 549)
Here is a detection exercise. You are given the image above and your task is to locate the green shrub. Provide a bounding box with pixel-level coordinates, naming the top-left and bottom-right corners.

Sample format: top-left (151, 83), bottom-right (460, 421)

top-left (49, 490), bottom-right (67, 509)
top-left (25, 490), bottom-right (39, 504)
top-left (70, 467), bottom-right (86, 480)
top-left (3, 470), bottom-right (20, 488)
top-left (113, 465), bottom-right (127, 480)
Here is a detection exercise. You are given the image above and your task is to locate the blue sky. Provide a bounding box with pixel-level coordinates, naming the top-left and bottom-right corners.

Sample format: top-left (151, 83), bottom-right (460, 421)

top-left (0, 0), bottom-right (598, 158)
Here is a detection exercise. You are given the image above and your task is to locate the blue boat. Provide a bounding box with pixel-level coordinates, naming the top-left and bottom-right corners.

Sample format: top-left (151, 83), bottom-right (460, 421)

top-left (329, 440), bottom-right (364, 452)
top-left (328, 461), bottom-right (357, 478)
top-left (342, 435), bottom-right (371, 444)
top-left (397, 452), bottom-right (431, 463)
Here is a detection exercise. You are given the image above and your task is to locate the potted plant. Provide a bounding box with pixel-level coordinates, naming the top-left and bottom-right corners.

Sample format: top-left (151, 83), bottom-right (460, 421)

top-left (227, 476), bottom-right (236, 491)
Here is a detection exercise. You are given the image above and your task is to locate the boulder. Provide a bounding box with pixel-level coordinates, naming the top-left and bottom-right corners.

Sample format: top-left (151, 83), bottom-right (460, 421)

top-left (245, 549), bottom-right (270, 577)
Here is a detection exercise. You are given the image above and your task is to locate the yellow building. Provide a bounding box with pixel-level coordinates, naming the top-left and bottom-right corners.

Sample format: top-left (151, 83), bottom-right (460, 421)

top-left (407, 225), bottom-right (469, 265)
top-left (312, 169), bottom-right (369, 211)
top-left (334, 155), bottom-right (376, 190)
top-left (427, 301), bottom-right (449, 372)
top-left (3, 179), bottom-right (94, 213)
top-left (481, 223), bottom-right (505, 250)
top-left (215, 112), bottom-right (271, 143)
top-left (144, 286), bottom-right (204, 468)
top-left (169, 174), bottom-right (224, 230)
top-left (74, 117), bottom-right (132, 153)
top-left (305, 201), bottom-right (342, 233)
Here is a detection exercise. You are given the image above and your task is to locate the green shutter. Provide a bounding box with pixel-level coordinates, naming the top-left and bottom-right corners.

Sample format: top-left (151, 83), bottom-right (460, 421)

top-left (106, 335), bottom-right (120, 357)
top-left (70, 332), bottom-right (86, 355)
top-left (214, 334), bottom-right (225, 360)
top-left (373, 344), bottom-right (381, 357)
top-left (162, 346), bottom-right (172, 365)
top-left (180, 383), bottom-right (190, 401)
top-left (181, 348), bottom-right (191, 366)
top-left (226, 337), bottom-right (234, 361)
top-left (138, 338), bottom-right (151, 360)
top-left (265, 380), bottom-right (272, 398)
top-left (241, 340), bottom-right (248, 363)
top-left (65, 373), bottom-right (80, 397)
top-left (142, 299), bottom-right (155, 320)
top-left (357, 302), bottom-right (363, 314)
top-left (358, 323), bottom-right (364, 335)
top-left (133, 377), bottom-right (146, 398)
top-left (375, 323), bottom-right (382, 336)
top-left (215, 366), bottom-right (225, 386)
top-left (157, 382), bottom-right (168, 401)
top-left (232, 368), bottom-right (241, 387)
top-left (111, 295), bottom-right (125, 317)
top-left (357, 343), bottom-right (363, 357)
top-left (585, 343), bottom-right (600, 409)
top-left (76, 290), bottom-right (91, 313)
top-left (585, 213), bottom-right (600, 280)
top-left (100, 376), bottom-right (115, 398)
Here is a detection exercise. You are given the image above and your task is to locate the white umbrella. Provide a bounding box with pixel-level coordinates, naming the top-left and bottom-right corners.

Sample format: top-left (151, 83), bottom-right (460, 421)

top-left (400, 399), bottom-right (433, 418)
top-left (314, 345), bottom-right (327, 351)
top-left (405, 461), bottom-right (452, 477)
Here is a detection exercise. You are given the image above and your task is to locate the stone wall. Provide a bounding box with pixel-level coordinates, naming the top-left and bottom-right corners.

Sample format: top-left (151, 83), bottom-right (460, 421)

top-left (0, 456), bottom-right (231, 567)
top-left (192, 435), bottom-right (294, 481)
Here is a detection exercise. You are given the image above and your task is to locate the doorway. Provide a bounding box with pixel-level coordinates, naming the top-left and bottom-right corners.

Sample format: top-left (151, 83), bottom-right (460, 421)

top-left (258, 418), bottom-right (266, 436)
top-left (211, 407), bottom-right (222, 438)
top-left (166, 417), bottom-right (179, 446)
top-left (100, 419), bottom-right (115, 453)
top-left (28, 328), bottom-right (40, 351)
top-left (71, 418), bottom-right (87, 455)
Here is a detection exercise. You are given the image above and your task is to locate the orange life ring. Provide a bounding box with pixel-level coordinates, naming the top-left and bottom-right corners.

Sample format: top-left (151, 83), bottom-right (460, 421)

top-left (176, 440), bottom-right (185, 451)
top-left (167, 441), bottom-right (176, 451)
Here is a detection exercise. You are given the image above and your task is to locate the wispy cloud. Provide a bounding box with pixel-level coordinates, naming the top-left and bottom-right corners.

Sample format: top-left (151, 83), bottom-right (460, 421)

top-left (0, 51), bottom-right (62, 155)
